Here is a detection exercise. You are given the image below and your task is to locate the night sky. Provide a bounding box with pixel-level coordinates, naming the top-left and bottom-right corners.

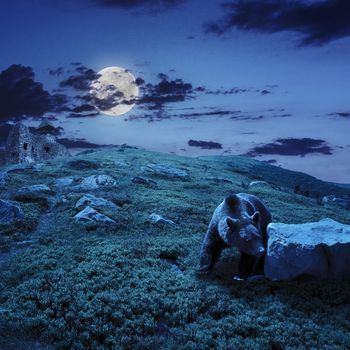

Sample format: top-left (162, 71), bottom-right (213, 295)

top-left (1, 0), bottom-right (350, 182)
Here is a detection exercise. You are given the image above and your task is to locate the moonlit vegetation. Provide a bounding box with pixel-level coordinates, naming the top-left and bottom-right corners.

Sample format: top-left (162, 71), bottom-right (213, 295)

top-left (0, 148), bottom-right (350, 349)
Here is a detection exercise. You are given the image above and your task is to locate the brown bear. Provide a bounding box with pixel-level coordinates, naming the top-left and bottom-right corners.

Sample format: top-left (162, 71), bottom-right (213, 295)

top-left (198, 193), bottom-right (272, 279)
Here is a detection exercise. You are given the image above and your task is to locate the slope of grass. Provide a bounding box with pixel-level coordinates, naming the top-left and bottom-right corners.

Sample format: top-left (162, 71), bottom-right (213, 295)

top-left (0, 147), bottom-right (349, 349)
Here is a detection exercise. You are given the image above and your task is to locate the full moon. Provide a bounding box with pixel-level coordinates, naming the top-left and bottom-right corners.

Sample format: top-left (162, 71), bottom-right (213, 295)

top-left (90, 66), bottom-right (139, 116)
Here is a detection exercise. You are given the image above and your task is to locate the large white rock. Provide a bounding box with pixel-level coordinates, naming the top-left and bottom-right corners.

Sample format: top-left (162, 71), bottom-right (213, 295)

top-left (265, 218), bottom-right (350, 280)
top-left (74, 206), bottom-right (117, 226)
top-left (54, 176), bottom-right (79, 188)
top-left (74, 175), bottom-right (116, 190)
top-left (75, 194), bottom-right (119, 211)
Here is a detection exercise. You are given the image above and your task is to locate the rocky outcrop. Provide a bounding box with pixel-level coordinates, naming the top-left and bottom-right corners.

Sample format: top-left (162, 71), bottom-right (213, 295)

top-left (75, 194), bottom-right (119, 211)
top-left (54, 176), bottom-right (80, 188)
top-left (74, 206), bottom-right (117, 226)
top-left (149, 213), bottom-right (176, 226)
top-left (14, 184), bottom-right (56, 206)
top-left (0, 199), bottom-right (24, 226)
top-left (141, 164), bottom-right (189, 179)
top-left (265, 218), bottom-right (350, 280)
top-left (74, 175), bottom-right (117, 190)
top-left (5, 123), bottom-right (69, 165)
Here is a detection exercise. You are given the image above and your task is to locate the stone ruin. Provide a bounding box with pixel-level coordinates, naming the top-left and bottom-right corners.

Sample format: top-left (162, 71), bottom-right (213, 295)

top-left (5, 122), bottom-right (69, 165)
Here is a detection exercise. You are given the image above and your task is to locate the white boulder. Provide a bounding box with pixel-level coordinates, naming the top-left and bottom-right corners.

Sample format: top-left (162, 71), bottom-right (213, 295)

top-left (74, 206), bottom-right (117, 226)
top-left (265, 218), bottom-right (350, 280)
top-left (75, 194), bottom-right (119, 211)
top-left (74, 175), bottom-right (116, 190)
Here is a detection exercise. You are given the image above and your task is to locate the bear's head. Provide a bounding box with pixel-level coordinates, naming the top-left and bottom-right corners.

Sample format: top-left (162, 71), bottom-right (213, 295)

top-left (218, 212), bottom-right (265, 257)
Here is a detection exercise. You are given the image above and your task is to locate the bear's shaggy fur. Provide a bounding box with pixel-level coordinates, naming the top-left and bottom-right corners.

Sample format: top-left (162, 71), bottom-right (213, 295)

top-left (198, 193), bottom-right (272, 278)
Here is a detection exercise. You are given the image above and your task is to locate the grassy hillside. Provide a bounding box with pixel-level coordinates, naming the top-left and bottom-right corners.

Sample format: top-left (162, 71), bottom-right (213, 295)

top-left (0, 147), bottom-right (350, 349)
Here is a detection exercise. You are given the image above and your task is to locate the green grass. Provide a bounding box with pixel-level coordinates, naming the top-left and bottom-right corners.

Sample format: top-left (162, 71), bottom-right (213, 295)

top-left (0, 147), bottom-right (350, 349)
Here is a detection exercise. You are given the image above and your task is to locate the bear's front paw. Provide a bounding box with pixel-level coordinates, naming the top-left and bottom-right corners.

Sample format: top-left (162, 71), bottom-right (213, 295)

top-left (197, 268), bottom-right (212, 277)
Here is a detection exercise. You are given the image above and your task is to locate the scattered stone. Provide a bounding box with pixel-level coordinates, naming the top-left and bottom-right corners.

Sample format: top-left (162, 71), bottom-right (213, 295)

top-left (14, 184), bottom-right (55, 206)
top-left (206, 177), bottom-right (233, 184)
top-left (54, 176), bottom-right (80, 188)
top-left (249, 181), bottom-right (271, 189)
top-left (115, 161), bottom-right (129, 167)
top-left (188, 139), bottom-right (222, 150)
top-left (132, 176), bottom-right (157, 187)
top-left (0, 199), bottom-right (24, 226)
top-left (74, 175), bottom-right (117, 190)
top-left (322, 195), bottom-right (350, 210)
top-left (109, 193), bottom-right (132, 206)
top-left (5, 122), bottom-right (69, 165)
top-left (17, 184), bottom-right (55, 196)
top-left (141, 164), bottom-right (189, 179)
top-left (74, 206), bottom-right (117, 226)
top-left (75, 194), bottom-right (119, 211)
top-left (265, 218), bottom-right (350, 280)
top-left (67, 159), bottom-right (99, 170)
top-left (149, 213), bottom-right (176, 226)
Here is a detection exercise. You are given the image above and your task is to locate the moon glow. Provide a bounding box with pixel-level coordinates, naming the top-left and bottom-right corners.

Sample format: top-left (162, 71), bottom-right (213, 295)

top-left (90, 66), bottom-right (139, 116)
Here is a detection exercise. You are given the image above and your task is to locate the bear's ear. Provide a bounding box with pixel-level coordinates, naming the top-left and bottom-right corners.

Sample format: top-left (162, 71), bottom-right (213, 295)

top-left (251, 211), bottom-right (260, 224)
top-left (226, 217), bottom-right (238, 230)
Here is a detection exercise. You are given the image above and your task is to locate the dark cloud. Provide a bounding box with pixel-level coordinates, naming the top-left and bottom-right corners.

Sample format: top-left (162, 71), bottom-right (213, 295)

top-left (206, 0), bottom-right (350, 46)
top-left (71, 104), bottom-right (97, 113)
top-left (197, 86), bottom-right (276, 96)
top-left (48, 67), bottom-right (65, 76)
top-left (188, 140), bottom-right (223, 150)
top-left (66, 112), bottom-right (99, 119)
top-left (246, 138), bottom-right (333, 157)
top-left (59, 66), bottom-right (100, 91)
top-left (204, 87), bottom-right (249, 95)
top-left (134, 74), bottom-right (194, 111)
top-left (125, 108), bottom-right (265, 122)
top-left (94, 0), bottom-right (185, 11)
top-left (58, 137), bottom-right (107, 148)
top-left (135, 77), bottom-right (145, 86)
top-left (0, 64), bottom-right (66, 122)
top-left (329, 112), bottom-right (350, 118)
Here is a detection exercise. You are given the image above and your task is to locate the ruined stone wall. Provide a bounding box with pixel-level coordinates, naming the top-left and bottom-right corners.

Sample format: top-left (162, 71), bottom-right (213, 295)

top-left (5, 123), bottom-right (69, 165)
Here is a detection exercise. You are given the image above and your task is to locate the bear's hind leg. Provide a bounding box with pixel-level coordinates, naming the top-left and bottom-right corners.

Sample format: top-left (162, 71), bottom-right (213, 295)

top-left (253, 256), bottom-right (265, 275)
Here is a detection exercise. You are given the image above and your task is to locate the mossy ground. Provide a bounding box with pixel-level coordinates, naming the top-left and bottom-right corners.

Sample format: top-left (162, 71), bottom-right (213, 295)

top-left (0, 147), bottom-right (350, 349)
